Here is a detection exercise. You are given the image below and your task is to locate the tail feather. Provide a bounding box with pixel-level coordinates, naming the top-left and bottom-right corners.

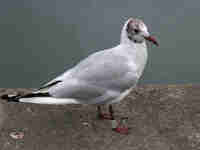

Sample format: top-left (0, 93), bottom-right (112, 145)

top-left (1, 94), bottom-right (21, 102)
top-left (1, 92), bottom-right (51, 103)
top-left (1, 92), bottom-right (80, 105)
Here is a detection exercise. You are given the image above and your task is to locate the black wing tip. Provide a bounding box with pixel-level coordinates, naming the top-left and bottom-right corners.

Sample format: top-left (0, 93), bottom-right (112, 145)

top-left (38, 80), bottom-right (62, 90)
top-left (1, 92), bottom-right (51, 103)
top-left (22, 92), bottom-right (51, 98)
top-left (1, 94), bottom-right (20, 102)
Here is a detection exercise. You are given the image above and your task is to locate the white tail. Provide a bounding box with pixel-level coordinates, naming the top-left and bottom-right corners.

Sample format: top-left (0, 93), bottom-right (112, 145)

top-left (19, 97), bottom-right (80, 105)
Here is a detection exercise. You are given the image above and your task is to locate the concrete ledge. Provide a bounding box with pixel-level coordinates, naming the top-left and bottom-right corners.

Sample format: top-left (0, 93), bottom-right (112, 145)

top-left (0, 84), bottom-right (200, 150)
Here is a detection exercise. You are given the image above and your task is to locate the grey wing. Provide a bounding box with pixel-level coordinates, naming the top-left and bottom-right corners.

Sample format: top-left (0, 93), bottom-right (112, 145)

top-left (69, 50), bottom-right (139, 90)
top-left (39, 50), bottom-right (138, 104)
top-left (47, 78), bottom-right (120, 104)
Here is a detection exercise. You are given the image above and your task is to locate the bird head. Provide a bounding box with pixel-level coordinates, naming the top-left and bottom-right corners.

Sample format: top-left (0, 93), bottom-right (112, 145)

top-left (121, 18), bottom-right (158, 46)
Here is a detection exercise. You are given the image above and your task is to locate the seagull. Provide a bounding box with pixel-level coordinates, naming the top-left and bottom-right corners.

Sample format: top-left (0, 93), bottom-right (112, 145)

top-left (1, 18), bottom-right (158, 134)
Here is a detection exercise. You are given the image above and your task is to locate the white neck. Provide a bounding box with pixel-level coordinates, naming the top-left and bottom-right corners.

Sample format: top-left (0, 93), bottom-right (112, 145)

top-left (119, 18), bottom-right (148, 78)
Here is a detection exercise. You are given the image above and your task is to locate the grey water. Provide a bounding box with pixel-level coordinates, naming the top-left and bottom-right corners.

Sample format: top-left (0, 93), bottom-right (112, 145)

top-left (0, 0), bottom-right (199, 88)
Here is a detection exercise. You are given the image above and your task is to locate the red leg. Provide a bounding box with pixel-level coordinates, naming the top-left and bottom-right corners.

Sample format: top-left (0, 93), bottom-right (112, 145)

top-left (97, 105), bottom-right (129, 134)
top-left (97, 105), bottom-right (113, 120)
top-left (111, 118), bottom-right (129, 134)
top-left (113, 126), bottom-right (129, 134)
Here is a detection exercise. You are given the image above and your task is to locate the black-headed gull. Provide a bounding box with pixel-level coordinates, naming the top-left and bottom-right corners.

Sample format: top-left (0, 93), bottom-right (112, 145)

top-left (2, 18), bottom-right (158, 134)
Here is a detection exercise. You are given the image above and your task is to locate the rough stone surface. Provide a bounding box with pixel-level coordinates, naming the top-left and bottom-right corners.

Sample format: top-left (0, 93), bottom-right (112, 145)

top-left (0, 85), bottom-right (200, 150)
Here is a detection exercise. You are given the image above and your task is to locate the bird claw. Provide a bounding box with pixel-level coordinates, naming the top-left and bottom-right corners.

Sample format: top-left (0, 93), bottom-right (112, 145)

top-left (111, 118), bottom-right (129, 134)
top-left (113, 127), bottom-right (129, 134)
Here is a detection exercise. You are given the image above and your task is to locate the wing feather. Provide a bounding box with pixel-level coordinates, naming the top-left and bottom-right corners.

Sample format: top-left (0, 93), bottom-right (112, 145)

top-left (41, 49), bottom-right (138, 104)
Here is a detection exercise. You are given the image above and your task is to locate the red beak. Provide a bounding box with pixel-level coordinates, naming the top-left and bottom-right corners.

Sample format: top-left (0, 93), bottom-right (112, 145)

top-left (144, 36), bottom-right (159, 46)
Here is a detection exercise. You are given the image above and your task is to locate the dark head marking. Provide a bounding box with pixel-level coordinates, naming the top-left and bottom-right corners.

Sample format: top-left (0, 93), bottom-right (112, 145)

top-left (125, 18), bottom-right (148, 42)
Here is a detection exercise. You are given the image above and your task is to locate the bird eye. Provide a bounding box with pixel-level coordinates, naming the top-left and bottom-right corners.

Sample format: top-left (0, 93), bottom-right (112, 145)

top-left (134, 29), bottom-right (139, 33)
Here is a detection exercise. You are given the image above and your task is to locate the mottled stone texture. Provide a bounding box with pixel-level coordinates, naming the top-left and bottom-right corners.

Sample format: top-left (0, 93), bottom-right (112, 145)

top-left (0, 84), bottom-right (200, 150)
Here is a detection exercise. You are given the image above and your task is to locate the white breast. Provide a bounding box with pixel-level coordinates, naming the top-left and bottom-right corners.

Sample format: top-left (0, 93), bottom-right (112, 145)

top-left (132, 43), bottom-right (148, 78)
